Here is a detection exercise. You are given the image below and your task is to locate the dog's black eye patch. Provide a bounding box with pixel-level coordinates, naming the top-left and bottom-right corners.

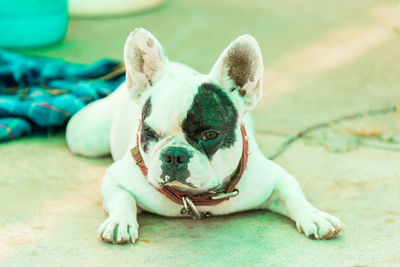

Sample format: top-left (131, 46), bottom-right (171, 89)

top-left (140, 97), bottom-right (158, 152)
top-left (182, 83), bottom-right (238, 159)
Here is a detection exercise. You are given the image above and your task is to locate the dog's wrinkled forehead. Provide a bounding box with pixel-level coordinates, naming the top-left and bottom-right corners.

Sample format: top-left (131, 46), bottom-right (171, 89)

top-left (141, 77), bottom-right (201, 134)
top-left (142, 78), bottom-right (237, 132)
top-left (141, 79), bottom-right (238, 158)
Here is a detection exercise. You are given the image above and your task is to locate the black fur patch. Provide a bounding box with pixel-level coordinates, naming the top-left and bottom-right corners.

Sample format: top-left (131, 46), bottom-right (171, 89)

top-left (140, 97), bottom-right (154, 153)
top-left (223, 43), bottom-right (257, 92)
top-left (134, 45), bottom-right (145, 73)
top-left (182, 83), bottom-right (238, 159)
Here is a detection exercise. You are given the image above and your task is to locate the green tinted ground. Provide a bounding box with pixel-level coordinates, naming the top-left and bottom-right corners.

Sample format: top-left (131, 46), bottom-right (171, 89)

top-left (1, 0), bottom-right (399, 266)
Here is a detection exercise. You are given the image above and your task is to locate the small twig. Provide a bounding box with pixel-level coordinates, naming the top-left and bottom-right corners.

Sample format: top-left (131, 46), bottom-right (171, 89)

top-left (267, 105), bottom-right (399, 160)
top-left (99, 64), bottom-right (126, 80)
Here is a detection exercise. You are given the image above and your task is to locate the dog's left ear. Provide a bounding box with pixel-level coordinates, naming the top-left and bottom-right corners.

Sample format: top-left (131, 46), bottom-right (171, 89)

top-left (210, 35), bottom-right (264, 111)
top-left (124, 28), bottom-right (169, 101)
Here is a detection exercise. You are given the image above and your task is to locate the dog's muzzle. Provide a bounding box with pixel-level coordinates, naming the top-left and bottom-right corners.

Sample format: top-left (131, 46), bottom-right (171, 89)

top-left (131, 123), bottom-right (249, 220)
top-left (160, 146), bottom-right (191, 184)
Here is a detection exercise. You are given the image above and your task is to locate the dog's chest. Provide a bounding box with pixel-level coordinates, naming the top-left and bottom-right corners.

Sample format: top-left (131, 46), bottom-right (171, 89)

top-left (131, 151), bottom-right (276, 217)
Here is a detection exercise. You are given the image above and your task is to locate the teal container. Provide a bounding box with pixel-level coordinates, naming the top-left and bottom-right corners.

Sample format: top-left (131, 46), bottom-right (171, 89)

top-left (0, 0), bottom-right (68, 48)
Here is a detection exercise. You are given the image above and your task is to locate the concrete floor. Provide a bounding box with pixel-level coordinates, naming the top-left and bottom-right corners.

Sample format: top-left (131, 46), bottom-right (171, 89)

top-left (1, 0), bottom-right (400, 266)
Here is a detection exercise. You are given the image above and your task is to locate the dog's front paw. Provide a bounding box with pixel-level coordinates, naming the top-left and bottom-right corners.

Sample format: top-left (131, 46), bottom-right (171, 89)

top-left (296, 208), bottom-right (343, 240)
top-left (97, 215), bottom-right (139, 244)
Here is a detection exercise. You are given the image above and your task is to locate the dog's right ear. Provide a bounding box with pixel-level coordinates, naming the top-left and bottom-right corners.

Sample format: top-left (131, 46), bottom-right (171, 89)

top-left (210, 34), bottom-right (263, 111)
top-left (124, 28), bottom-right (169, 101)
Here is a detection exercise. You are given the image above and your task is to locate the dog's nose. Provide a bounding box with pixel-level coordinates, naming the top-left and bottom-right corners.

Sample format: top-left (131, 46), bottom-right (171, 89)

top-left (162, 147), bottom-right (190, 169)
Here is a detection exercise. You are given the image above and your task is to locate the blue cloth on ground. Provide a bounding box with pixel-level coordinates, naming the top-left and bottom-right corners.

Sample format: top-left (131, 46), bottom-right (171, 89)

top-left (0, 50), bottom-right (125, 142)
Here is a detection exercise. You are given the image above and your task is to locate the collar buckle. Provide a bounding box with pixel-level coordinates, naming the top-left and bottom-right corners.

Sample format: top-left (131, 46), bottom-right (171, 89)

top-left (180, 196), bottom-right (211, 220)
top-left (210, 189), bottom-right (239, 200)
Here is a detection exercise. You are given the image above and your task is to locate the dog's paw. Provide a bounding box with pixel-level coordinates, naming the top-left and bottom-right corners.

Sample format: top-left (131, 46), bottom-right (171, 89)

top-left (97, 215), bottom-right (139, 244)
top-left (296, 208), bottom-right (343, 240)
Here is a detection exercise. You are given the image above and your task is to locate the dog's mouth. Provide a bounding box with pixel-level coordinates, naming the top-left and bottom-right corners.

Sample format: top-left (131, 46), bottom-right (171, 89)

top-left (165, 180), bottom-right (192, 190)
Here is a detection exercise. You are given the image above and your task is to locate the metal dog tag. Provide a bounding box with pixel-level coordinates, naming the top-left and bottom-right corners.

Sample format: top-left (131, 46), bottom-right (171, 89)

top-left (180, 196), bottom-right (211, 220)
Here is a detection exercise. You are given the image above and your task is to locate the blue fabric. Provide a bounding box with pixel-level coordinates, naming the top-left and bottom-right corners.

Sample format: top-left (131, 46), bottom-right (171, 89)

top-left (0, 50), bottom-right (125, 142)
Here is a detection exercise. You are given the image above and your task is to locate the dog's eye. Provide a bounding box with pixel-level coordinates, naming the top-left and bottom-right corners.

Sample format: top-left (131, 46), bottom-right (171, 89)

top-left (144, 128), bottom-right (157, 138)
top-left (201, 131), bottom-right (219, 141)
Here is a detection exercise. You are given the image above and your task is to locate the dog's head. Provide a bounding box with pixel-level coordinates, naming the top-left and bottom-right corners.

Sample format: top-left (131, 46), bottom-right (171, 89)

top-left (124, 28), bottom-right (263, 194)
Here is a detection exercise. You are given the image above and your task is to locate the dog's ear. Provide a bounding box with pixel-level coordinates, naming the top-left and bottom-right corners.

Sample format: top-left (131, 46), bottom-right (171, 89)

top-left (124, 28), bottom-right (169, 101)
top-left (210, 35), bottom-right (263, 111)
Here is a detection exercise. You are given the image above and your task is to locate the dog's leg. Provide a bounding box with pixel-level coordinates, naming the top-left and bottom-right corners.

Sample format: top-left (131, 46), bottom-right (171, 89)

top-left (264, 163), bottom-right (343, 240)
top-left (97, 168), bottom-right (139, 244)
top-left (66, 84), bottom-right (127, 157)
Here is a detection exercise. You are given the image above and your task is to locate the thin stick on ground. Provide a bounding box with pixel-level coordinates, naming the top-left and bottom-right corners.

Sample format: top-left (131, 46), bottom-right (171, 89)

top-left (267, 105), bottom-right (399, 160)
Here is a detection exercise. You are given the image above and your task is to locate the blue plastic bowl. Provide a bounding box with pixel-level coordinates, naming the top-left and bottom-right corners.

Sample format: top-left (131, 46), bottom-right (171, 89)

top-left (0, 0), bottom-right (68, 48)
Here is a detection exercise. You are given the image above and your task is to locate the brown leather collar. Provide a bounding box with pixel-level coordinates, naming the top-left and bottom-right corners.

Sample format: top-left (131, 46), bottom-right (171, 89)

top-left (131, 124), bottom-right (249, 207)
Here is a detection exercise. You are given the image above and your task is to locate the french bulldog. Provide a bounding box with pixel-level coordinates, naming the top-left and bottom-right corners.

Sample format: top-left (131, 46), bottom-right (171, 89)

top-left (66, 28), bottom-right (343, 244)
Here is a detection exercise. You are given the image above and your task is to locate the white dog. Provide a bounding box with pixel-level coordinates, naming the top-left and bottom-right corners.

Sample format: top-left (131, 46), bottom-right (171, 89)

top-left (66, 28), bottom-right (343, 244)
